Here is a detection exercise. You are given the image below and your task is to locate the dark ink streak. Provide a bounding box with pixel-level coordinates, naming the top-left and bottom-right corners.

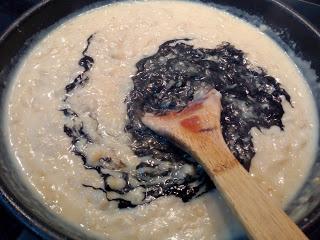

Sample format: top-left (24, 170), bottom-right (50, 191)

top-left (65, 34), bottom-right (95, 93)
top-left (82, 184), bottom-right (106, 193)
top-left (82, 34), bottom-right (95, 55)
top-left (60, 108), bottom-right (78, 117)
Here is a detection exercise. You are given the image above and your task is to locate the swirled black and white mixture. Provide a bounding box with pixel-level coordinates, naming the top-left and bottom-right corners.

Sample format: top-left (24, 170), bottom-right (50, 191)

top-left (8, 2), bottom-right (318, 239)
top-left (61, 37), bottom-right (291, 209)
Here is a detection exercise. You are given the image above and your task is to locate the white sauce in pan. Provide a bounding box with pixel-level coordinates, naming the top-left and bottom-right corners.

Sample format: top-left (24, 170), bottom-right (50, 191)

top-left (6, 1), bottom-right (318, 239)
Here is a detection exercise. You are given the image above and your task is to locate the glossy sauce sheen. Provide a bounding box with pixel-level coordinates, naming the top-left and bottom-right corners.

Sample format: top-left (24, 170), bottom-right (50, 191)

top-left (6, 1), bottom-right (318, 239)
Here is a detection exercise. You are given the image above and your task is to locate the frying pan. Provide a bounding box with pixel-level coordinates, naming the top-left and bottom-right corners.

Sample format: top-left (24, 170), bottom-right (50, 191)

top-left (0, 0), bottom-right (319, 239)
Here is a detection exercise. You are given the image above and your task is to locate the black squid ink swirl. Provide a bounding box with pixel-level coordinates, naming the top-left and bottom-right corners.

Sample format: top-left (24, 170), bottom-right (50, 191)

top-left (61, 37), bottom-right (291, 209)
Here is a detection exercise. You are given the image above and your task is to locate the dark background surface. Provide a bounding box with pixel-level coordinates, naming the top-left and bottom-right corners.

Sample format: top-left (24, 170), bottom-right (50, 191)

top-left (0, 0), bottom-right (319, 239)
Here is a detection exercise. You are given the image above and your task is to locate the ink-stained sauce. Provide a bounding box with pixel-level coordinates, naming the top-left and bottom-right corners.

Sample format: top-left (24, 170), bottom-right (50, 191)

top-left (61, 37), bottom-right (290, 208)
top-left (6, 1), bottom-right (318, 239)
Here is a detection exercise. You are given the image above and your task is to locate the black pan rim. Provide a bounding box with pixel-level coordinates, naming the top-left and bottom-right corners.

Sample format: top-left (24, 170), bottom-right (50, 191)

top-left (0, 2), bottom-right (72, 240)
top-left (271, 0), bottom-right (320, 37)
top-left (0, 0), bottom-right (319, 239)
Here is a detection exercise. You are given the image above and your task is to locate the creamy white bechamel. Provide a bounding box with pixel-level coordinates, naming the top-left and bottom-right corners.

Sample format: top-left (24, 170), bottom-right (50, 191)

top-left (6, 1), bottom-right (318, 239)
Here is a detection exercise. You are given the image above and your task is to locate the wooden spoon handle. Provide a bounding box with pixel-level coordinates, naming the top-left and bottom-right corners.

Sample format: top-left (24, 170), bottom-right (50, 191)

top-left (142, 90), bottom-right (308, 240)
top-left (205, 160), bottom-right (308, 240)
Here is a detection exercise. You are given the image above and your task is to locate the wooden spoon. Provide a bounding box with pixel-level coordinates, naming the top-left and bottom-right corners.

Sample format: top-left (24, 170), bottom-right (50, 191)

top-left (142, 89), bottom-right (308, 240)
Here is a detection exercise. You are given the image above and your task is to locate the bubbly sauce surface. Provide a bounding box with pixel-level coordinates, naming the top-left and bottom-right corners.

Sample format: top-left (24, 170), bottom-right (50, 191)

top-left (6, 1), bottom-right (318, 239)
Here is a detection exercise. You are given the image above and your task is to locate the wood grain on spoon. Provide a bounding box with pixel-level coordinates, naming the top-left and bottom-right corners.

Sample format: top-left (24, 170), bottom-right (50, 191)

top-left (142, 89), bottom-right (308, 240)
